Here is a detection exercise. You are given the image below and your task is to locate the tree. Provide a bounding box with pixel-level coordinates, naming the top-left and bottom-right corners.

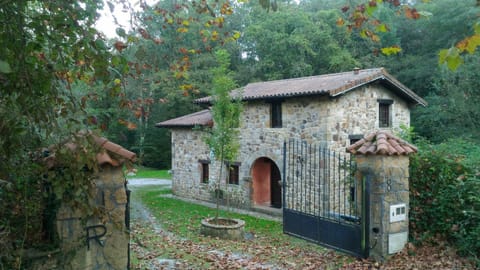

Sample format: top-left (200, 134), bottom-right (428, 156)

top-left (0, 1), bottom-right (124, 268)
top-left (412, 54), bottom-right (480, 143)
top-left (242, 5), bottom-right (358, 81)
top-left (204, 49), bottom-right (242, 219)
top-left (0, 0), bottom-right (239, 267)
top-left (338, 0), bottom-right (480, 70)
top-left (94, 0), bottom-right (240, 167)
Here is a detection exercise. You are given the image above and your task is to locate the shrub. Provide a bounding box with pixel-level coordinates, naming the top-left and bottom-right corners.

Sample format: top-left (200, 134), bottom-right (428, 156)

top-left (409, 138), bottom-right (480, 265)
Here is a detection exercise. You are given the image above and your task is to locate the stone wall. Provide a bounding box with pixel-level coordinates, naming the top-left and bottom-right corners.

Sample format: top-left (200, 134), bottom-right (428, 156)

top-left (169, 84), bottom-right (411, 208)
top-left (55, 166), bottom-right (129, 270)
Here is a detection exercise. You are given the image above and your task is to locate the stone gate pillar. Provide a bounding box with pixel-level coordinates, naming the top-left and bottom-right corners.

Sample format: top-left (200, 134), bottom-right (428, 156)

top-left (347, 131), bottom-right (417, 261)
top-left (50, 135), bottom-right (136, 270)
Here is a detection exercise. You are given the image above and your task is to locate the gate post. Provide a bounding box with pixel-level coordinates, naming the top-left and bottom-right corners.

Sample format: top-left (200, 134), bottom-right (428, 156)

top-left (347, 131), bottom-right (417, 261)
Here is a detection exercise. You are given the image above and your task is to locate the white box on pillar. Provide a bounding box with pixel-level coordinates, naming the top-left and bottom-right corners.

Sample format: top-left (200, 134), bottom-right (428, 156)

top-left (390, 203), bottom-right (406, 223)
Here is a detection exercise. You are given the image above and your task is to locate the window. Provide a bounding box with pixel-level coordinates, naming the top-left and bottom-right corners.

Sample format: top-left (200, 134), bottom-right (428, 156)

top-left (348, 134), bottom-right (363, 145)
top-left (270, 101), bottom-right (282, 128)
top-left (199, 160), bottom-right (210, 183)
top-left (378, 99), bottom-right (393, 128)
top-left (226, 162), bottom-right (240, 185)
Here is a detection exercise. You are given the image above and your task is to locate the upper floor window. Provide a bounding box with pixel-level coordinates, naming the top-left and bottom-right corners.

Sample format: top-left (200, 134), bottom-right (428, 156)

top-left (199, 159), bottom-right (210, 184)
top-left (378, 99), bottom-right (393, 128)
top-left (270, 101), bottom-right (282, 128)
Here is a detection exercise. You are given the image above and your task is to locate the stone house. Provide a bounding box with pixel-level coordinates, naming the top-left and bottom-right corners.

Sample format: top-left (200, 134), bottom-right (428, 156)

top-left (156, 68), bottom-right (426, 211)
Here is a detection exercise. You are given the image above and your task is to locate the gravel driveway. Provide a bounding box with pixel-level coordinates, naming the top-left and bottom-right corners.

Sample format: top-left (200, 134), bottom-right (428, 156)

top-left (127, 178), bottom-right (172, 187)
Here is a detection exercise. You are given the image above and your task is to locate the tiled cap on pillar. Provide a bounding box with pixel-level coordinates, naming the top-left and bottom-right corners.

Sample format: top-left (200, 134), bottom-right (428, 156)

top-left (45, 132), bottom-right (137, 168)
top-left (346, 130), bottom-right (417, 156)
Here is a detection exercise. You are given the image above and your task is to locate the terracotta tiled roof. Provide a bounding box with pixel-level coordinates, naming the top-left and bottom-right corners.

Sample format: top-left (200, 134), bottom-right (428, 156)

top-left (195, 68), bottom-right (427, 106)
top-left (346, 130), bottom-right (417, 156)
top-left (155, 109), bottom-right (213, 128)
top-left (93, 136), bottom-right (137, 166)
top-left (46, 133), bottom-right (136, 168)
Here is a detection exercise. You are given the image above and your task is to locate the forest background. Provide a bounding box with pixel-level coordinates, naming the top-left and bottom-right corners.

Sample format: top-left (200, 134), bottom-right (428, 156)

top-left (99, 0), bottom-right (480, 168)
top-left (1, 0), bottom-right (479, 268)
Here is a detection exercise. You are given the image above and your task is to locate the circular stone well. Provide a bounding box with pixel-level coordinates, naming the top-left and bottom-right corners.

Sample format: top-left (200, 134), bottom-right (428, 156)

top-left (200, 218), bottom-right (245, 240)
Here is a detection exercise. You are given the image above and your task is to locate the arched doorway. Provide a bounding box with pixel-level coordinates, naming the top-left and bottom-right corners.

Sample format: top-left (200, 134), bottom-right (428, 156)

top-left (251, 157), bottom-right (282, 208)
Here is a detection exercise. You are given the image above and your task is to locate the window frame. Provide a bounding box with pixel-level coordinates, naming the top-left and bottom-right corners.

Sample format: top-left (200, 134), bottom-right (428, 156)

top-left (225, 161), bottom-right (241, 185)
top-left (270, 101), bottom-right (283, 128)
top-left (199, 159), bottom-right (210, 184)
top-left (377, 99), bottom-right (393, 128)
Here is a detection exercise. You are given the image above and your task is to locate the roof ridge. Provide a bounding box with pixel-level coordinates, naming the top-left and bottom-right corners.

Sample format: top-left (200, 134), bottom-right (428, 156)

top-left (246, 68), bottom-right (384, 86)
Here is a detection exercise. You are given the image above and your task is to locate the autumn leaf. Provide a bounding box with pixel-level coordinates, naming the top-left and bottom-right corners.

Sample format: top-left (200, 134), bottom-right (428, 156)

top-left (336, 17), bottom-right (345, 26)
top-left (139, 28), bottom-right (150, 39)
top-left (211, 30), bottom-right (218, 41)
top-left (456, 34), bottom-right (480, 54)
top-left (404, 7), bottom-right (420, 19)
top-left (232, 31), bottom-right (241, 40)
top-left (439, 47), bottom-right (463, 70)
top-left (177, 27), bottom-right (188, 33)
top-left (376, 23), bottom-right (389, 33)
top-left (126, 122), bottom-right (137, 130)
top-left (381, 45), bottom-right (402, 55)
top-left (114, 41), bottom-right (127, 52)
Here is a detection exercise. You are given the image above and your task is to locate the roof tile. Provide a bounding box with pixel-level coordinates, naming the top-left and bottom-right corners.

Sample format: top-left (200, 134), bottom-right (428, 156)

top-left (346, 130), bottom-right (417, 156)
top-left (195, 68), bottom-right (427, 106)
top-left (47, 132), bottom-right (136, 168)
top-left (156, 109), bottom-right (213, 128)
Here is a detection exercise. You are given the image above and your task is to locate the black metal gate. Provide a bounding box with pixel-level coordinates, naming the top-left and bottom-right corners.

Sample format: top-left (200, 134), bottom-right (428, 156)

top-left (282, 139), bottom-right (369, 258)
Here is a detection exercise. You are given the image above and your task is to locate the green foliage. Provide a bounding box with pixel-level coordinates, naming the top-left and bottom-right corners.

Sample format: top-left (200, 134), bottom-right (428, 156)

top-left (242, 6), bottom-right (358, 81)
top-left (205, 49), bottom-right (242, 164)
top-left (0, 1), bottom-right (119, 268)
top-left (409, 138), bottom-right (480, 264)
top-left (412, 54), bottom-right (480, 143)
top-left (203, 49), bottom-right (242, 218)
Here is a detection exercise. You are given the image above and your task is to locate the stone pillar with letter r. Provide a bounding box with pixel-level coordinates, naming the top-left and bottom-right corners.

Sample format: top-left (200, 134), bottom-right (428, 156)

top-left (51, 135), bottom-right (136, 270)
top-left (347, 131), bottom-right (417, 261)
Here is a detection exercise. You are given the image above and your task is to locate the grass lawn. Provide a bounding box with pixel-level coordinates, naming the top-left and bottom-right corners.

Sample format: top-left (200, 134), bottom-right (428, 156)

top-left (130, 186), bottom-right (476, 269)
top-left (131, 185), bottom-right (351, 269)
top-left (127, 166), bottom-right (171, 179)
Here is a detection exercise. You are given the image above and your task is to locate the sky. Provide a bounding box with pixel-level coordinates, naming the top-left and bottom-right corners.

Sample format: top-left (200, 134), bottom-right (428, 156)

top-left (95, 0), bottom-right (156, 38)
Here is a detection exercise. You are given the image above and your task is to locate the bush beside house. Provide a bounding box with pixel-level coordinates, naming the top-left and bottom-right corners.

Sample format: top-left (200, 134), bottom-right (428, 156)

top-left (409, 138), bottom-right (480, 266)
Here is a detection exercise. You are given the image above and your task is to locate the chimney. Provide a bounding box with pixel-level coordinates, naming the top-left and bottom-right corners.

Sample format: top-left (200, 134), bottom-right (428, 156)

top-left (353, 67), bottom-right (360, 75)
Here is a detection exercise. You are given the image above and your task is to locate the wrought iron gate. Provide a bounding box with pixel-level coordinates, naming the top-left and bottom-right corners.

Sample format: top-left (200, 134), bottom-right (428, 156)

top-left (282, 139), bottom-right (369, 258)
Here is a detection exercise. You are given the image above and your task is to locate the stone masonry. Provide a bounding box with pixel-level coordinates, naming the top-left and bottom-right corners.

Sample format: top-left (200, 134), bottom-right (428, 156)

top-left (169, 83), bottom-right (411, 208)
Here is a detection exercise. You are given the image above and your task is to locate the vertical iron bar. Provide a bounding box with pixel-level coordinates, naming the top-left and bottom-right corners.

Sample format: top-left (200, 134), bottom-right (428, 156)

top-left (332, 151), bottom-right (336, 220)
top-left (282, 140), bottom-right (286, 214)
top-left (338, 153), bottom-right (341, 219)
top-left (313, 142), bottom-right (317, 217)
top-left (292, 139), bottom-right (295, 210)
top-left (302, 141), bottom-right (305, 213)
top-left (323, 147), bottom-right (327, 218)
top-left (343, 156), bottom-right (347, 217)
top-left (353, 160), bottom-right (360, 217)
top-left (308, 144), bottom-right (315, 215)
